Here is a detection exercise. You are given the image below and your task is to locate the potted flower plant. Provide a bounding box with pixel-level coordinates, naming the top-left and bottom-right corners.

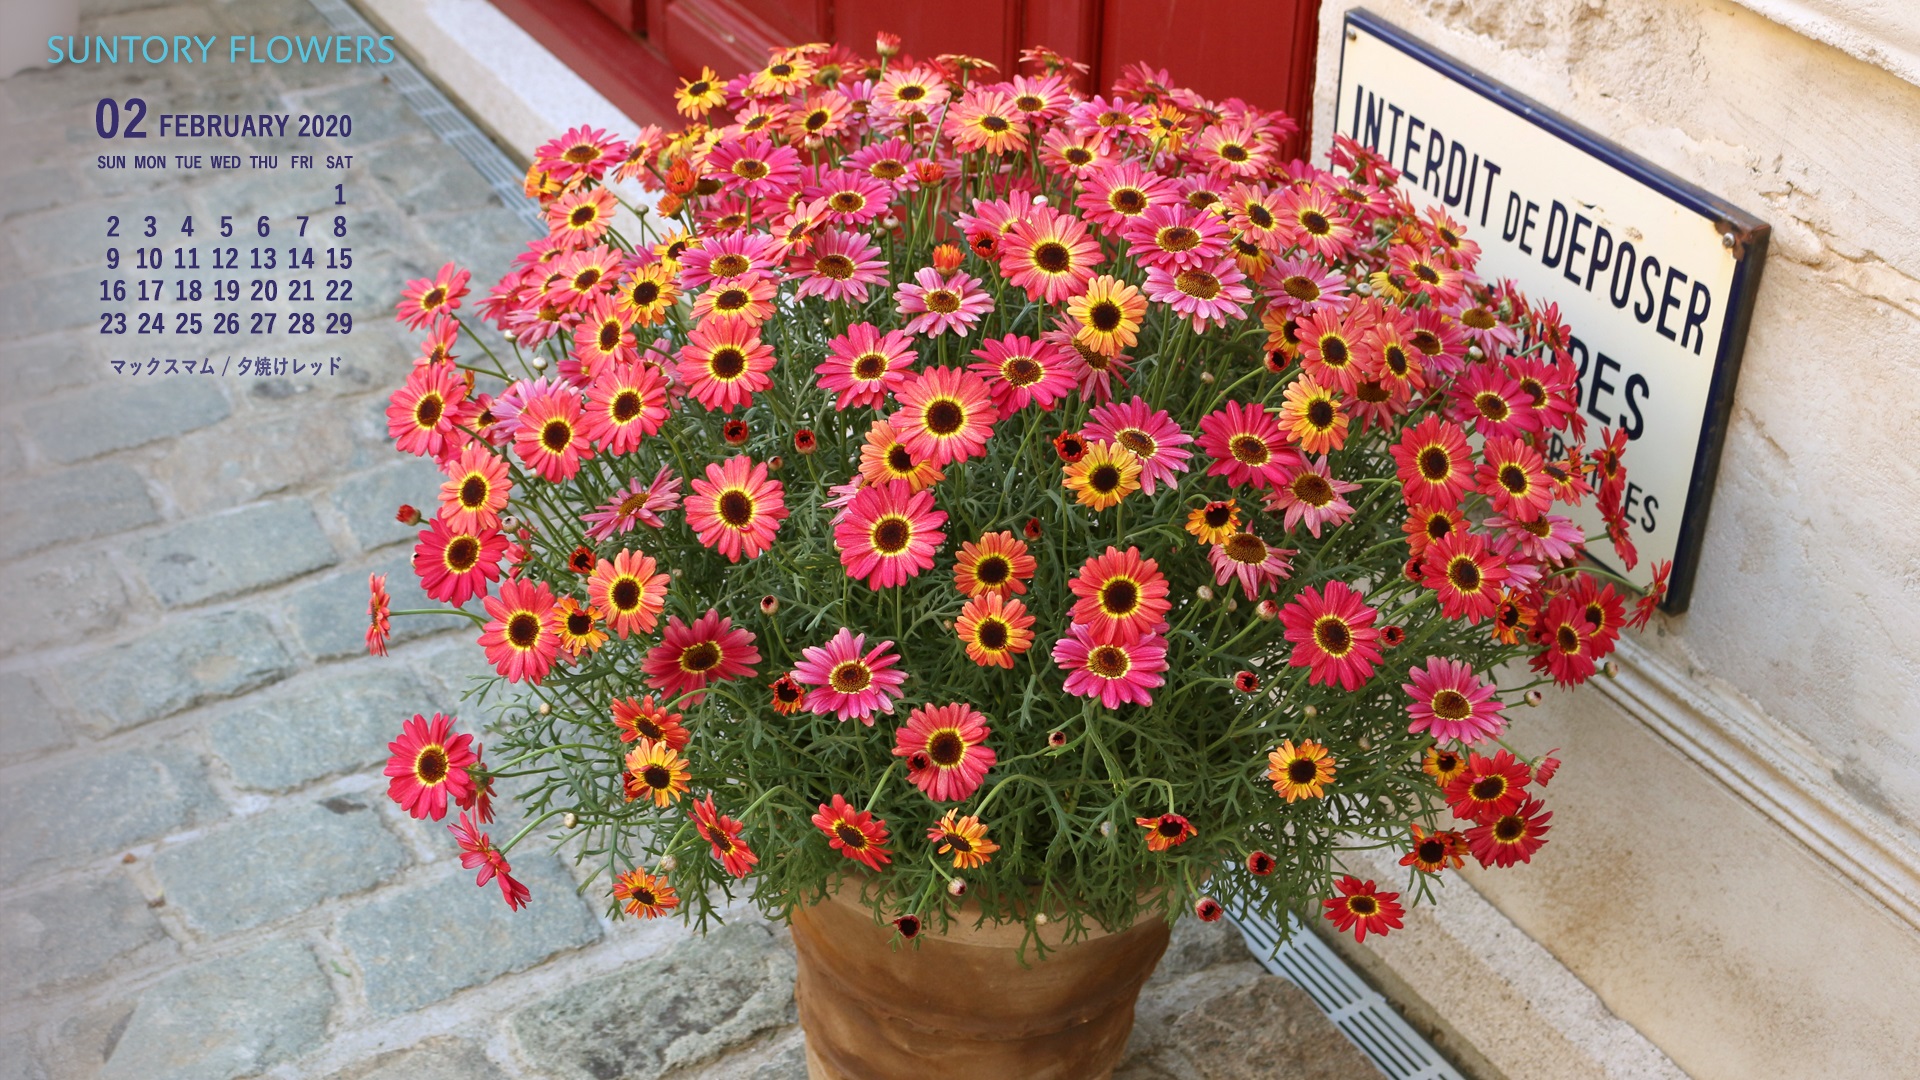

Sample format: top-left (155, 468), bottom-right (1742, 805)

top-left (365, 34), bottom-right (1666, 1080)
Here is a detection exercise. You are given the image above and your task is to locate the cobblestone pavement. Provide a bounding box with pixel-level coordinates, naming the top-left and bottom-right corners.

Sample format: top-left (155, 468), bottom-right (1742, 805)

top-left (0, 2), bottom-right (1379, 1077)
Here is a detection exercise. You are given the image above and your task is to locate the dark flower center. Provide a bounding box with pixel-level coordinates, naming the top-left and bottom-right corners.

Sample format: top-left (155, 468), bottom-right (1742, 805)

top-left (853, 353), bottom-right (888, 379)
top-left (1204, 502), bottom-right (1234, 528)
top-left (1319, 335), bottom-right (1350, 366)
top-left (1476, 393), bottom-right (1511, 422)
top-left (570, 205), bottom-right (596, 227)
top-left (1314, 616), bottom-right (1352, 655)
top-left (459, 476), bottom-right (489, 509)
top-left (598, 322), bottom-right (622, 351)
top-left (445, 536), bottom-right (479, 572)
top-left (1471, 776), bottom-right (1506, 800)
top-left (873, 517), bottom-right (911, 554)
top-left (507, 612), bottom-right (541, 647)
top-left (835, 823), bottom-right (868, 847)
top-left (1159, 226), bottom-right (1200, 252)
top-left (1229, 434), bottom-right (1269, 466)
top-left (1224, 532), bottom-right (1267, 564)
top-left (1432, 689), bottom-right (1472, 720)
top-left (816, 254), bottom-right (855, 280)
top-left (1500, 464), bottom-right (1529, 494)
top-left (1174, 269), bottom-right (1221, 300)
top-left (829, 661), bottom-right (872, 693)
top-left (886, 445), bottom-right (915, 474)
top-left (414, 393), bottom-right (444, 427)
top-left (732, 159), bottom-right (770, 180)
top-left (976, 619), bottom-right (1009, 650)
top-left (1033, 242), bottom-right (1071, 272)
top-left (1463, 307), bottom-right (1497, 330)
top-left (1219, 143), bottom-right (1250, 162)
top-left (1448, 557), bottom-right (1482, 592)
top-left (1248, 204), bottom-right (1275, 228)
top-left (709, 347), bottom-right (747, 379)
top-left (611, 579), bottom-right (640, 610)
top-left (1117, 429), bottom-right (1156, 457)
top-left (928, 730), bottom-right (965, 766)
top-left (1300, 210), bottom-right (1331, 235)
top-left (1111, 188), bottom-right (1145, 214)
top-left (1418, 839), bottom-right (1447, 863)
top-left (1089, 465), bottom-right (1123, 492)
top-left (1088, 645), bottom-right (1130, 677)
top-left (1088, 300), bottom-right (1123, 331)
top-left (1347, 895), bottom-right (1377, 915)
top-left (680, 642), bottom-right (721, 672)
top-left (1306, 399), bottom-right (1335, 428)
top-left (718, 490), bottom-right (754, 527)
top-left (641, 764), bottom-right (671, 789)
top-left (980, 115), bottom-right (1011, 133)
top-left (541, 419), bottom-right (573, 453)
top-left (1494, 815), bottom-right (1525, 841)
top-left (1101, 579), bottom-right (1139, 616)
top-left (612, 390), bottom-right (642, 422)
top-left (925, 289), bottom-right (962, 314)
top-left (924, 400), bottom-right (965, 435)
top-left (1287, 758), bottom-right (1318, 784)
top-left (974, 555), bottom-right (1010, 584)
top-left (1291, 472), bottom-right (1334, 506)
top-left (1003, 357), bottom-right (1042, 386)
top-left (567, 611), bottom-right (592, 636)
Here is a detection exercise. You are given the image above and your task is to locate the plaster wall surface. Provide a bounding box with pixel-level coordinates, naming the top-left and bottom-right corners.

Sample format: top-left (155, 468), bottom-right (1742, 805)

top-left (1312, 1), bottom-right (1920, 1074)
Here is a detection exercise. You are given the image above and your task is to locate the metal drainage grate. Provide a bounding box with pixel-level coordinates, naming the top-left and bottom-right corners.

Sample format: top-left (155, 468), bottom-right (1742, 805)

top-left (309, 0), bottom-right (546, 234)
top-left (1229, 905), bottom-right (1467, 1080)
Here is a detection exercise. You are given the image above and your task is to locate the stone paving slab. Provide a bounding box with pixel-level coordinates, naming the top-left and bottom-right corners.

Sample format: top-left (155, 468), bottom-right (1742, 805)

top-left (208, 664), bottom-right (439, 791)
top-left (95, 938), bottom-right (334, 1080)
top-left (0, 874), bottom-right (170, 1002)
top-left (55, 609), bottom-right (296, 738)
top-left (0, 745), bottom-right (223, 879)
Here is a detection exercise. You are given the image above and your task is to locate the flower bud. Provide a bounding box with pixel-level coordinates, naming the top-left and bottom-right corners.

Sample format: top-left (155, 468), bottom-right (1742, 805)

top-left (1233, 670), bottom-right (1260, 693)
top-left (1032, 194), bottom-right (1049, 206)
top-left (882, 215), bottom-right (900, 229)
top-left (1194, 897), bottom-right (1224, 922)
top-left (1245, 850), bottom-right (1275, 876)
top-left (1199, 371), bottom-right (1215, 384)
top-left (947, 878), bottom-right (967, 896)
top-left (537, 701), bottom-right (551, 715)
top-left (894, 913), bottom-right (920, 937)
top-left (1604, 660), bottom-right (1620, 679)
top-left (723, 419), bottom-right (750, 445)
top-left (1467, 344), bottom-right (1484, 361)
top-left (395, 503), bottom-right (423, 526)
top-left (1034, 912), bottom-right (1049, 926)
top-left (1196, 585), bottom-right (1214, 601)
top-left (1098, 820), bottom-right (1113, 837)
top-left (1255, 599), bottom-right (1279, 621)
top-left (1302, 704), bottom-right (1318, 719)
top-left (530, 355), bottom-right (547, 371)
top-left (767, 455), bottom-right (785, 471)
top-left (794, 428), bottom-right (818, 455)
top-left (1525, 689), bottom-right (1544, 707)
top-left (1226, 598), bottom-right (1238, 612)
top-left (500, 513), bottom-right (519, 531)
top-left (561, 812), bottom-right (577, 828)
top-left (1048, 730), bottom-right (1067, 747)
top-left (659, 855), bottom-right (677, 872)
top-left (930, 243), bottom-right (964, 274)
top-left (1380, 625), bottom-right (1406, 647)
top-left (760, 595), bottom-right (780, 615)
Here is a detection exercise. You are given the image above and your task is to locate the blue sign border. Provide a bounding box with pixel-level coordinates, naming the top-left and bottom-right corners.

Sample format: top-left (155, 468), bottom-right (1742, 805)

top-left (1338, 8), bottom-right (1770, 613)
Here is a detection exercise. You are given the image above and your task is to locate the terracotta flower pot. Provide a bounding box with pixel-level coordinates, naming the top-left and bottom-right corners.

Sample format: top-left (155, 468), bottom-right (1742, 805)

top-left (789, 886), bottom-right (1173, 1080)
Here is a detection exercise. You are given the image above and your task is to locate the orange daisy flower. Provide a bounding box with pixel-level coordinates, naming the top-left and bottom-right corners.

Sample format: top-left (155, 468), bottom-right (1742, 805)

top-left (613, 867), bottom-right (680, 918)
top-left (623, 739), bottom-right (692, 807)
top-left (954, 592), bottom-right (1035, 668)
top-left (952, 531), bottom-right (1035, 597)
top-left (858, 418), bottom-right (946, 492)
top-left (1267, 738), bottom-right (1336, 802)
top-left (1277, 378), bottom-right (1350, 455)
top-left (1065, 275), bottom-right (1147, 357)
top-left (927, 811), bottom-right (999, 870)
top-left (553, 597), bottom-right (608, 658)
top-left (1186, 499), bottom-right (1241, 545)
top-left (611, 696), bottom-right (690, 749)
top-left (1063, 439), bottom-right (1142, 510)
top-left (587, 549), bottom-right (671, 638)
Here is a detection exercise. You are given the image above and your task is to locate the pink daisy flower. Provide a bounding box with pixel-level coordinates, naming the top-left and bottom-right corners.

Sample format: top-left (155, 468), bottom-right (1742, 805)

top-left (396, 262), bottom-right (470, 331)
top-left (643, 609), bottom-right (760, 704)
top-left (512, 382), bottom-right (593, 483)
top-left (1144, 258), bottom-right (1253, 332)
top-left (792, 628), bottom-right (908, 724)
top-left (1403, 657), bottom-right (1507, 744)
top-left (1279, 581), bottom-right (1382, 692)
top-left (1476, 435), bottom-right (1554, 524)
top-left (478, 579), bottom-right (563, 684)
top-left (687, 455), bottom-right (788, 562)
top-left (999, 205), bottom-right (1102, 304)
top-left (806, 169), bottom-right (894, 226)
top-left (1487, 512), bottom-right (1583, 565)
top-left (384, 712), bottom-right (476, 820)
top-left (846, 137), bottom-right (920, 191)
top-left (895, 267), bottom-right (993, 338)
top-left (583, 466), bottom-right (681, 540)
top-left (1123, 203), bottom-right (1230, 272)
top-left (677, 230), bottom-right (787, 289)
top-left (816, 322), bottom-right (916, 410)
top-left (1448, 365), bottom-right (1541, 441)
top-left (704, 134), bottom-right (802, 201)
top-left (437, 443), bottom-right (511, 534)
top-left (792, 229), bottom-right (889, 303)
top-left (678, 319), bottom-right (776, 414)
top-left (893, 703), bottom-right (996, 802)
top-left (1261, 255), bottom-right (1351, 318)
top-left (969, 335), bottom-right (1080, 414)
top-left (834, 480), bottom-right (947, 590)
top-left (892, 367), bottom-right (998, 466)
top-left (1076, 161), bottom-right (1179, 231)
top-left (1052, 623), bottom-right (1168, 709)
top-left (534, 124), bottom-right (625, 185)
top-left (1081, 398), bottom-right (1192, 495)
top-left (1264, 456), bottom-right (1360, 538)
top-left (1197, 400), bottom-right (1301, 489)
top-left (1208, 531), bottom-right (1296, 600)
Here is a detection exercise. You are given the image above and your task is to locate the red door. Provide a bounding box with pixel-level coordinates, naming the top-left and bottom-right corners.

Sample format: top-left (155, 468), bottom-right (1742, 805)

top-left (491, 0), bottom-right (1319, 150)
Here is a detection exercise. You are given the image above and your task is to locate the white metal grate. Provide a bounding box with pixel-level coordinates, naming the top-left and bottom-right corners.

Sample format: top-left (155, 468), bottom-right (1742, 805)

top-left (1229, 904), bottom-right (1467, 1080)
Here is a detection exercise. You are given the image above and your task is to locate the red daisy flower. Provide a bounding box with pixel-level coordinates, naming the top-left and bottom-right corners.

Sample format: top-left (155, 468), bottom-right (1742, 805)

top-left (1449, 366), bottom-right (1540, 441)
top-left (1246, 850), bottom-right (1276, 876)
top-left (610, 695), bottom-right (690, 749)
top-left (835, 480), bottom-right (947, 590)
top-left (1295, 306), bottom-right (1372, 395)
top-left (1466, 797), bottom-right (1552, 868)
top-left (478, 579), bottom-right (562, 684)
top-left (1422, 531), bottom-right (1510, 624)
top-left (687, 455), bottom-right (789, 562)
top-left (366, 573), bottom-right (391, 657)
top-left (678, 319), bottom-right (777, 414)
top-left (587, 549), bottom-right (671, 638)
top-left (582, 361), bottom-right (670, 454)
top-left (894, 703), bottom-right (996, 802)
top-left (1000, 205), bottom-right (1102, 304)
top-left (892, 367), bottom-right (998, 466)
top-left (437, 444), bottom-right (511, 534)
top-left (449, 811), bottom-right (529, 909)
top-left (384, 712), bottom-right (476, 820)
top-left (1444, 749), bottom-right (1533, 821)
top-left (812, 794), bottom-right (892, 870)
top-left (512, 382), bottom-right (593, 483)
top-left (1134, 812), bottom-right (1196, 852)
top-left (1529, 594), bottom-right (1600, 686)
top-left (1069, 546), bottom-right (1171, 645)
top-left (1279, 581), bottom-right (1382, 692)
top-left (643, 609), bottom-right (759, 704)
top-left (1322, 876), bottom-right (1404, 942)
top-left (1391, 417), bottom-right (1474, 512)
top-left (1477, 436), bottom-right (1554, 524)
top-left (817, 322), bottom-right (916, 410)
top-left (1197, 400), bottom-right (1299, 489)
top-left (692, 794), bottom-right (758, 878)
top-left (769, 674), bottom-right (806, 714)
top-left (387, 362), bottom-right (468, 459)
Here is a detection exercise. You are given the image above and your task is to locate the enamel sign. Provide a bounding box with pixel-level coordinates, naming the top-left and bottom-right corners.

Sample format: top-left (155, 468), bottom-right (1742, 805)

top-left (1335, 9), bottom-right (1768, 611)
